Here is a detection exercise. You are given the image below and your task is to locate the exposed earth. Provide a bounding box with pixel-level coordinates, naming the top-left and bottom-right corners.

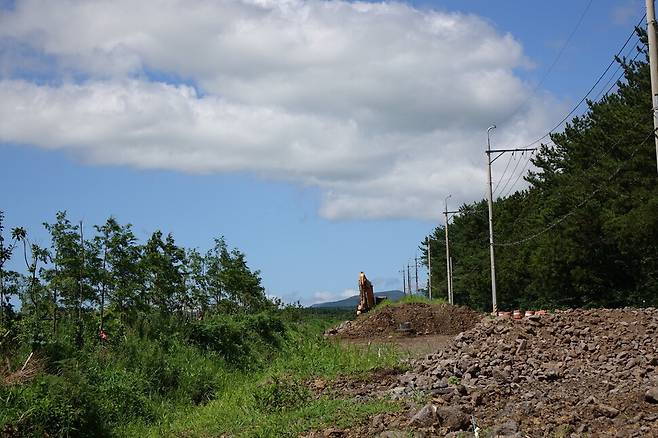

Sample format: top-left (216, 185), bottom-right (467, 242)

top-left (311, 304), bottom-right (658, 437)
top-left (326, 302), bottom-right (482, 339)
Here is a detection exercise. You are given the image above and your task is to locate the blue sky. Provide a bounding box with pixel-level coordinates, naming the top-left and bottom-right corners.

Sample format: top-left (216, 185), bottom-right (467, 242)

top-left (0, 0), bottom-right (647, 304)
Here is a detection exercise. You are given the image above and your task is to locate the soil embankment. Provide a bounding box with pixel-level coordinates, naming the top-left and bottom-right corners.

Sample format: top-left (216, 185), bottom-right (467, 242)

top-left (326, 302), bottom-right (482, 339)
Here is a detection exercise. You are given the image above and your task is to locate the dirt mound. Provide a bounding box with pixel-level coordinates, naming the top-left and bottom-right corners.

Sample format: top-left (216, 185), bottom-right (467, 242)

top-left (326, 303), bottom-right (482, 339)
top-left (387, 308), bottom-right (658, 436)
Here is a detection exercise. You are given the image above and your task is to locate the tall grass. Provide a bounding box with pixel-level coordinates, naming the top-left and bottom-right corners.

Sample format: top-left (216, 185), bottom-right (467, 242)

top-left (376, 293), bottom-right (447, 309)
top-left (2, 309), bottom-right (402, 437)
top-left (125, 315), bottom-right (402, 437)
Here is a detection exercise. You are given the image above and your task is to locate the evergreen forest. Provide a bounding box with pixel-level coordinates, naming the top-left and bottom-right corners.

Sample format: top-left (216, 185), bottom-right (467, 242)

top-left (423, 37), bottom-right (658, 311)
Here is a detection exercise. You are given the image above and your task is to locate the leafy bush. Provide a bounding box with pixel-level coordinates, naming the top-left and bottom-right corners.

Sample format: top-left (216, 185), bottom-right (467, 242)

top-left (92, 369), bottom-right (154, 424)
top-left (244, 312), bottom-right (286, 345)
top-left (186, 312), bottom-right (286, 367)
top-left (253, 375), bottom-right (310, 413)
top-left (0, 374), bottom-right (108, 437)
top-left (186, 315), bottom-right (250, 365)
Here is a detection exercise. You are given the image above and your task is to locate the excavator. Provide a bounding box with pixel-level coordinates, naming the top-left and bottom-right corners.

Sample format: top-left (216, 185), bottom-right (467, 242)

top-left (356, 271), bottom-right (377, 315)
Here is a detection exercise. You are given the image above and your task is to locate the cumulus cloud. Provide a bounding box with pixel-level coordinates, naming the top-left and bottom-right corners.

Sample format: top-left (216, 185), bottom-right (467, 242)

top-left (0, 0), bottom-right (564, 219)
top-left (310, 288), bottom-right (357, 305)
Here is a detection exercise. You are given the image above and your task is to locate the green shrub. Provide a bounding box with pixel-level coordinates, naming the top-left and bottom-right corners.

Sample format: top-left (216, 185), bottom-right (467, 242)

top-left (186, 312), bottom-right (286, 367)
top-left (252, 375), bottom-right (310, 413)
top-left (186, 315), bottom-right (249, 365)
top-left (243, 312), bottom-right (286, 345)
top-left (93, 369), bottom-right (154, 424)
top-left (0, 374), bottom-right (108, 437)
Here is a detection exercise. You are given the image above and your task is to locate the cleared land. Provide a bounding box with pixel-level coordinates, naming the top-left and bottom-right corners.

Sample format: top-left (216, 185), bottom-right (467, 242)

top-left (311, 304), bottom-right (658, 437)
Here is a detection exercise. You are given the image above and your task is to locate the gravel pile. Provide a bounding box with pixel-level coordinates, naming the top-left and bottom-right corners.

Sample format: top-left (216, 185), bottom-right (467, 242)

top-left (387, 308), bottom-right (658, 436)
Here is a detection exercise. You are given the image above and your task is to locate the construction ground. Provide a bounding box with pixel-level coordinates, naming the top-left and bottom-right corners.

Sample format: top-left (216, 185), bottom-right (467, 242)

top-left (311, 302), bottom-right (658, 437)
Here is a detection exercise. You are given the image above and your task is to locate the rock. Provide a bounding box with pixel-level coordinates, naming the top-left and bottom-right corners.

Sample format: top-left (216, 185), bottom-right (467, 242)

top-left (471, 391), bottom-right (483, 406)
top-left (323, 428), bottom-right (344, 437)
top-left (436, 406), bottom-right (470, 432)
top-left (379, 431), bottom-right (407, 438)
top-left (492, 420), bottom-right (519, 435)
top-left (595, 404), bottom-right (619, 418)
top-left (390, 387), bottom-right (406, 400)
top-left (645, 387), bottom-right (658, 403)
top-left (408, 403), bottom-right (436, 427)
top-left (392, 308), bottom-right (658, 437)
top-left (371, 414), bottom-right (385, 430)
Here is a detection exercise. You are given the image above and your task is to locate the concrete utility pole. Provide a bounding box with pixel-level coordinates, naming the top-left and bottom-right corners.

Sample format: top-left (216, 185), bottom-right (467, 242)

top-left (485, 126), bottom-right (536, 313)
top-left (407, 264), bottom-right (412, 296)
top-left (444, 196), bottom-right (459, 305)
top-left (427, 239), bottom-right (432, 300)
top-left (450, 256), bottom-right (454, 301)
top-left (401, 267), bottom-right (406, 295)
top-left (444, 195), bottom-right (452, 304)
top-left (414, 255), bottom-right (419, 293)
top-left (485, 126), bottom-right (498, 314)
top-left (646, 0), bottom-right (658, 173)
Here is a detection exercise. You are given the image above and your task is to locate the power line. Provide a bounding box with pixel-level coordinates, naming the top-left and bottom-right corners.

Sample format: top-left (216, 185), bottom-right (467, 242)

top-left (591, 41), bottom-right (646, 102)
top-left (494, 127), bottom-right (655, 247)
top-left (498, 106), bottom-right (652, 232)
top-left (502, 13), bottom-right (647, 151)
top-left (492, 152), bottom-right (515, 194)
top-left (496, 41), bottom-right (646, 202)
top-left (499, 149), bottom-right (539, 199)
top-left (503, 0), bottom-right (595, 122)
top-left (496, 152), bottom-right (524, 197)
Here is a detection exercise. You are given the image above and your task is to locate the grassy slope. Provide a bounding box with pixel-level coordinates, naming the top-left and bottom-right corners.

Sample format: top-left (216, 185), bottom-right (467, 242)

top-left (123, 311), bottom-right (403, 437)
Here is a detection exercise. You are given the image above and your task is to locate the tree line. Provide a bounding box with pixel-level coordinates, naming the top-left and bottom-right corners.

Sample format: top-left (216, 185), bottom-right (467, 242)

top-left (0, 210), bottom-right (270, 345)
top-left (423, 41), bottom-right (658, 311)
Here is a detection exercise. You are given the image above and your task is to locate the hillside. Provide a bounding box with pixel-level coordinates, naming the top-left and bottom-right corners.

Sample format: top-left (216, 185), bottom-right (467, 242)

top-left (311, 290), bottom-right (406, 308)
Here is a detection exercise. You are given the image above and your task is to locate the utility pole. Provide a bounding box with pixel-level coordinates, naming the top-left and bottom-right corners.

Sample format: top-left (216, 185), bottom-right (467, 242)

top-left (407, 263), bottom-right (412, 296)
top-left (414, 255), bottom-right (419, 293)
top-left (646, 0), bottom-right (658, 173)
top-left (486, 126), bottom-right (497, 314)
top-left (450, 257), bottom-right (454, 302)
top-left (401, 267), bottom-right (406, 295)
top-left (444, 196), bottom-right (459, 305)
top-left (427, 238), bottom-right (432, 300)
top-left (485, 125), bottom-right (536, 313)
top-left (444, 196), bottom-right (451, 304)
top-left (77, 220), bottom-right (85, 347)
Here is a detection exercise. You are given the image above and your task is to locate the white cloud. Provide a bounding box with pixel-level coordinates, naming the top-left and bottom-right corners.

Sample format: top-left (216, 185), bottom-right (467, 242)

top-left (311, 288), bottom-right (357, 305)
top-left (0, 0), bottom-right (564, 219)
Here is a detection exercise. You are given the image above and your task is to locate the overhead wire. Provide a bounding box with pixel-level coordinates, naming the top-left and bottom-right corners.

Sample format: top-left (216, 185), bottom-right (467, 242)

top-left (499, 40), bottom-right (646, 201)
top-left (499, 150), bottom-right (538, 199)
top-left (503, 0), bottom-right (595, 122)
top-left (497, 104), bottom-right (652, 233)
top-left (495, 152), bottom-right (524, 197)
top-left (592, 41), bottom-right (646, 102)
top-left (492, 152), bottom-right (515, 194)
top-left (500, 13), bottom-right (647, 152)
top-left (428, 15), bottom-right (648, 262)
top-left (493, 31), bottom-right (646, 202)
top-left (494, 123), bottom-right (655, 247)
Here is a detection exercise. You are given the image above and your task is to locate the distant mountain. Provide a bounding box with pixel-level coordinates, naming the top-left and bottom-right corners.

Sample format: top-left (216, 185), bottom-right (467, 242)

top-left (310, 289), bottom-right (405, 308)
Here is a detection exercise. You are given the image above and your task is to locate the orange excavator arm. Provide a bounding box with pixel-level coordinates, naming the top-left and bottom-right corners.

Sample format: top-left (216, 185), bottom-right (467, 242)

top-left (357, 271), bottom-right (375, 315)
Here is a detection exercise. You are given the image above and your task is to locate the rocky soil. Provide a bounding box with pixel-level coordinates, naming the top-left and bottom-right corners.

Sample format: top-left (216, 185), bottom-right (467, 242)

top-left (326, 303), bottom-right (482, 339)
top-left (313, 307), bottom-right (658, 437)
